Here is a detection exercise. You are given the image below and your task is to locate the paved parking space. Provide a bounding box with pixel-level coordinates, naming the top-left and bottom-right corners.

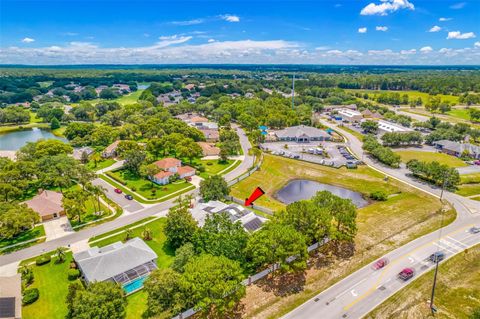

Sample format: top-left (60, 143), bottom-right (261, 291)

top-left (92, 178), bottom-right (144, 213)
top-left (43, 216), bottom-right (74, 241)
top-left (260, 141), bottom-right (355, 167)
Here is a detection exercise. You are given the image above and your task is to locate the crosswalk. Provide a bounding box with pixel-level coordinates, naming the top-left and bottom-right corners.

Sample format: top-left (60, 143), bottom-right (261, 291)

top-left (433, 236), bottom-right (469, 255)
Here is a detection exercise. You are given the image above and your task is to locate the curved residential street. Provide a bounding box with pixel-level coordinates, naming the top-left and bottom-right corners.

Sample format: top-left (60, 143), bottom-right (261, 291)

top-left (0, 126), bottom-right (253, 267)
top-left (283, 120), bottom-right (480, 319)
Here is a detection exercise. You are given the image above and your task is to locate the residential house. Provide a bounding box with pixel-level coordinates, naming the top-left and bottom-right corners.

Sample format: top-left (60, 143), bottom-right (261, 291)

top-left (73, 238), bottom-right (157, 294)
top-left (73, 146), bottom-right (94, 160)
top-left (95, 85), bottom-right (108, 94)
top-left (151, 158), bottom-right (196, 185)
top-left (190, 200), bottom-right (267, 232)
top-left (434, 140), bottom-right (480, 159)
top-left (272, 125), bottom-right (331, 143)
top-left (197, 142), bottom-right (220, 156)
top-left (102, 140), bottom-right (120, 158)
top-left (24, 190), bottom-right (64, 222)
top-left (377, 120), bottom-right (414, 134)
top-left (0, 274), bottom-right (22, 319)
top-left (185, 84), bottom-right (195, 90)
top-left (201, 129), bottom-right (220, 142)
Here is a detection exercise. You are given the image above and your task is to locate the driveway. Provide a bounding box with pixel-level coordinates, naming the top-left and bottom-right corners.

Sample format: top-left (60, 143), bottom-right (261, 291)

top-left (43, 216), bottom-right (74, 241)
top-left (92, 178), bottom-right (144, 213)
top-left (457, 165), bottom-right (480, 175)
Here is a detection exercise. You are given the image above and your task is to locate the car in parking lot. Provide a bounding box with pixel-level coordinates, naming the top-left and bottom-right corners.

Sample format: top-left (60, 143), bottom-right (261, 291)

top-left (124, 194), bottom-right (133, 200)
top-left (428, 251), bottom-right (445, 263)
top-left (398, 268), bottom-right (415, 281)
top-left (470, 226), bottom-right (480, 234)
top-left (372, 257), bottom-right (389, 270)
top-left (114, 188), bottom-right (122, 194)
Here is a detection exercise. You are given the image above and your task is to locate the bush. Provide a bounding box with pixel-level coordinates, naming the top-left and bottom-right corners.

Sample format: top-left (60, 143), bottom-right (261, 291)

top-left (68, 269), bottom-right (80, 280)
top-left (131, 186), bottom-right (136, 192)
top-left (22, 288), bottom-right (39, 305)
top-left (206, 162), bottom-right (213, 166)
top-left (35, 255), bottom-right (51, 266)
top-left (369, 191), bottom-right (388, 201)
top-left (197, 165), bottom-right (206, 173)
top-left (22, 271), bottom-right (34, 286)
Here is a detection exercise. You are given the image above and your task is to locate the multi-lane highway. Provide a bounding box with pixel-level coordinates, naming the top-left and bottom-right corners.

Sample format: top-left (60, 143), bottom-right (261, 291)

top-left (283, 120), bottom-right (480, 319)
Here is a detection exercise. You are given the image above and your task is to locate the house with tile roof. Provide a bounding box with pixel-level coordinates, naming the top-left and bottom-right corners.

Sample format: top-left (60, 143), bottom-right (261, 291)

top-left (151, 158), bottom-right (196, 185)
top-left (102, 140), bottom-right (121, 158)
top-left (24, 190), bottom-right (64, 222)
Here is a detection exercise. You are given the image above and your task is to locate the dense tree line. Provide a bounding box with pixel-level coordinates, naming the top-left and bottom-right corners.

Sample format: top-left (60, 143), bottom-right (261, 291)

top-left (406, 160), bottom-right (460, 190)
top-left (381, 132), bottom-right (423, 146)
top-left (0, 105), bottom-right (30, 124)
top-left (362, 135), bottom-right (401, 167)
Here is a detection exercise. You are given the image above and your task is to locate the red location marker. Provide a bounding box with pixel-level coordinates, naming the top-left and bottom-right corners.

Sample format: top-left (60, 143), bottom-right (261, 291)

top-left (245, 187), bottom-right (265, 206)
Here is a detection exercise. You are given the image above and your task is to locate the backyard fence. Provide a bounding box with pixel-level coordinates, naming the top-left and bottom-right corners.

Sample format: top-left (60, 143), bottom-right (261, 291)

top-left (224, 195), bottom-right (274, 215)
top-left (171, 237), bottom-right (330, 319)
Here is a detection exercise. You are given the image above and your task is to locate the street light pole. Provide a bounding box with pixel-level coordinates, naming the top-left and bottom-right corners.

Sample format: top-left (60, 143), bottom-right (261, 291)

top-left (430, 172), bottom-right (448, 315)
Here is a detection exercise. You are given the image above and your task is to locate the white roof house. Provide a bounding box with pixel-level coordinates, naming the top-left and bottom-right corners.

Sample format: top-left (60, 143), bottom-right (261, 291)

top-left (73, 238), bottom-right (157, 285)
top-left (273, 125), bottom-right (331, 143)
top-left (377, 120), bottom-right (414, 134)
top-left (337, 108), bottom-right (363, 121)
top-left (190, 200), bottom-right (267, 232)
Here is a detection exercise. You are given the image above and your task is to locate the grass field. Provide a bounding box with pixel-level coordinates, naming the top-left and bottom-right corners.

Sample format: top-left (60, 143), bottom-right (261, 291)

top-left (367, 244), bottom-right (480, 319)
top-left (199, 159), bottom-right (241, 178)
top-left (456, 173), bottom-right (480, 198)
top-left (235, 154), bottom-right (455, 318)
top-left (22, 252), bottom-right (80, 319)
top-left (394, 150), bottom-right (467, 168)
top-left (85, 158), bottom-right (116, 171)
top-left (114, 89), bottom-right (144, 105)
top-left (346, 89), bottom-right (460, 105)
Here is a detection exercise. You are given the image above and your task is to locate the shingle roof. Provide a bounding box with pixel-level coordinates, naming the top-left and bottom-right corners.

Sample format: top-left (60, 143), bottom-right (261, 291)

top-left (154, 158), bottom-right (181, 170)
top-left (275, 125), bottom-right (330, 139)
top-left (24, 190), bottom-right (63, 217)
top-left (74, 238), bottom-right (157, 283)
top-left (177, 166), bottom-right (195, 175)
top-left (435, 140), bottom-right (480, 155)
top-left (104, 140), bottom-right (120, 153)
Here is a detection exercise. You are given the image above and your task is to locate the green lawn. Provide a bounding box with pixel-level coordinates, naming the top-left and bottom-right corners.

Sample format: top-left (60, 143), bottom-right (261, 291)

top-left (85, 158), bottom-right (116, 171)
top-left (126, 290), bottom-right (148, 319)
top-left (456, 183), bottom-right (480, 197)
top-left (394, 150), bottom-right (467, 168)
top-left (198, 159), bottom-right (240, 178)
top-left (460, 173), bottom-right (480, 184)
top-left (106, 169), bottom-right (194, 200)
top-left (367, 244), bottom-right (480, 319)
top-left (113, 89), bottom-right (144, 105)
top-left (337, 125), bottom-right (363, 141)
top-left (0, 225), bottom-right (45, 253)
top-left (448, 108), bottom-right (474, 121)
top-left (22, 252), bottom-right (80, 319)
top-left (29, 111), bottom-right (42, 123)
top-left (89, 217), bottom-right (174, 269)
top-left (347, 89), bottom-right (460, 104)
top-left (88, 216), bottom-right (157, 243)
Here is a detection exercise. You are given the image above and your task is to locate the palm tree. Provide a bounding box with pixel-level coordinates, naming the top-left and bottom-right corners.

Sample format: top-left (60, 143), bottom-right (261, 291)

top-left (90, 153), bottom-right (101, 168)
top-left (56, 247), bottom-right (67, 263)
top-left (124, 228), bottom-right (133, 242)
top-left (142, 227), bottom-right (152, 241)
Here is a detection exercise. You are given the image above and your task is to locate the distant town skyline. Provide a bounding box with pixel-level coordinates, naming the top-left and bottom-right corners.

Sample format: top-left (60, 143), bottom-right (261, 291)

top-left (1, 0), bottom-right (479, 65)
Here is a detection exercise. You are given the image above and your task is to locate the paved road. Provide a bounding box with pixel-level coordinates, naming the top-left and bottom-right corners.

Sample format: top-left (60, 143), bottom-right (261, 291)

top-left (0, 127), bottom-right (253, 266)
top-left (92, 178), bottom-right (144, 213)
top-left (283, 120), bottom-right (480, 319)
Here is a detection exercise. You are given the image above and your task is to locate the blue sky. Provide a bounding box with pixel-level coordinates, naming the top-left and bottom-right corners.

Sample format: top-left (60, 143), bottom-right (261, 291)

top-left (1, 0), bottom-right (479, 64)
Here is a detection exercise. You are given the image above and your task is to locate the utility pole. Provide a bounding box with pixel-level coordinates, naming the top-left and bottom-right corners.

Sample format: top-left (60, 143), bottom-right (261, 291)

top-left (292, 73), bottom-right (295, 110)
top-left (430, 172), bottom-right (448, 315)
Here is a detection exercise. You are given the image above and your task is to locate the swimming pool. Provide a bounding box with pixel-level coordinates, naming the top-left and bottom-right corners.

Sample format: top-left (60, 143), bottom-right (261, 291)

top-left (123, 276), bottom-right (147, 295)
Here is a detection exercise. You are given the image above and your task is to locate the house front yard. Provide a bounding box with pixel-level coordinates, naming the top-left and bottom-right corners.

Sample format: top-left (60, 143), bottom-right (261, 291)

top-left (0, 225), bottom-right (45, 254)
top-left (85, 157), bottom-right (116, 171)
top-left (198, 159), bottom-right (241, 178)
top-left (106, 169), bottom-right (194, 200)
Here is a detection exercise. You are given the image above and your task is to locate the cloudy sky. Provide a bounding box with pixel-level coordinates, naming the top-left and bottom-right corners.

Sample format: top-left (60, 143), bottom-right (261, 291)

top-left (1, 0), bottom-right (479, 65)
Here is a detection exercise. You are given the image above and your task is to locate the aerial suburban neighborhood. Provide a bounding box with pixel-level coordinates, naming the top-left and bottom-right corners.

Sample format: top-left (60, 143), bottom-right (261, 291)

top-left (0, 1), bottom-right (480, 319)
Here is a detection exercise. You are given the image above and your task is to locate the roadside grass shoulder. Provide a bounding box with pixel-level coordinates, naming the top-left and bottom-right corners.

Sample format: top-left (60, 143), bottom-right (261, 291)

top-left (0, 225), bottom-right (45, 249)
top-left (85, 158), bottom-right (116, 171)
top-left (88, 216), bottom-right (157, 243)
top-left (394, 150), bottom-right (467, 168)
top-left (366, 244), bottom-right (480, 319)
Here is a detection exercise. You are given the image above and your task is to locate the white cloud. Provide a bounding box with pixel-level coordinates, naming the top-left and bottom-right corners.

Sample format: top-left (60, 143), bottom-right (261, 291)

top-left (439, 17), bottom-right (452, 21)
top-left (447, 31), bottom-right (476, 39)
top-left (358, 27), bottom-right (368, 33)
top-left (376, 26), bottom-right (388, 32)
top-left (220, 14), bottom-right (240, 22)
top-left (360, 0), bottom-right (414, 16)
top-left (420, 46), bottom-right (433, 53)
top-left (429, 26), bottom-right (441, 32)
top-left (21, 37), bottom-right (35, 43)
top-left (400, 49), bottom-right (416, 55)
top-left (208, 39), bottom-right (215, 43)
top-left (170, 19), bottom-right (204, 26)
top-left (475, 42), bottom-right (480, 48)
top-left (450, 2), bottom-right (466, 9)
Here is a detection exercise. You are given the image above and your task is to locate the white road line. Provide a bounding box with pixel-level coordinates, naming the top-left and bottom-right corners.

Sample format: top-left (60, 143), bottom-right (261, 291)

top-left (440, 239), bottom-right (463, 251)
top-left (447, 236), bottom-right (468, 248)
top-left (433, 242), bottom-right (456, 254)
top-left (334, 278), bottom-right (369, 299)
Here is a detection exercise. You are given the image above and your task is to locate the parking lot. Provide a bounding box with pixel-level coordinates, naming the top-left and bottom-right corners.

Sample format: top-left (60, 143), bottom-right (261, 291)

top-left (260, 141), bottom-right (360, 168)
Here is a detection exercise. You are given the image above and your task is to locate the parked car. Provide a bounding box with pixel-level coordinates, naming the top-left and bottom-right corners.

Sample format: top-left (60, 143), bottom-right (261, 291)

top-left (474, 160), bottom-right (480, 165)
top-left (124, 194), bottom-right (133, 200)
top-left (470, 226), bottom-right (480, 234)
top-left (372, 258), bottom-right (389, 270)
top-left (398, 268), bottom-right (415, 281)
top-left (428, 251), bottom-right (445, 263)
top-left (114, 188), bottom-right (122, 194)
top-left (185, 176), bottom-right (192, 182)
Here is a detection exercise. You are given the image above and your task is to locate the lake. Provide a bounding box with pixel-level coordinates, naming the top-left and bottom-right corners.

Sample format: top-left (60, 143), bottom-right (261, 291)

top-left (0, 127), bottom-right (68, 150)
top-left (275, 179), bottom-right (368, 207)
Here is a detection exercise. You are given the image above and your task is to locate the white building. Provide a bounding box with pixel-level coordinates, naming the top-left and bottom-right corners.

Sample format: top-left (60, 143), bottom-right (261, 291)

top-left (377, 120), bottom-right (414, 134)
top-left (337, 108), bottom-right (363, 122)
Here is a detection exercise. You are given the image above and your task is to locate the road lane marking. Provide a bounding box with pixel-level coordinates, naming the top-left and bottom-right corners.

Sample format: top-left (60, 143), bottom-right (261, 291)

top-left (447, 236), bottom-right (468, 248)
top-left (433, 242), bottom-right (456, 254)
top-left (334, 277), bottom-right (369, 300)
top-left (351, 290), bottom-right (358, 297)
top-left (440, 239), bottom-right (463, 251)
top-left (408, 256), bottom-right (415, 263)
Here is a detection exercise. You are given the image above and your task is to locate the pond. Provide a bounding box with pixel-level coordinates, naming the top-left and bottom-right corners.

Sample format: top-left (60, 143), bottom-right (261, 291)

top-left (0, 127), bottom-right (68, 150)
top-left (275, 179), bottom-right (368, 208)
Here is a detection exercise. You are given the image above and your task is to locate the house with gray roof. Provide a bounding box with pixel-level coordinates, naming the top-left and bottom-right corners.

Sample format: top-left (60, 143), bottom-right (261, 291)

top-left (190, 200), bottom-right (267, 232)
top-left (73, 238), bottom-right (157, 294)
top-left (272, 125), bottom-right (331, 143)
top-left (433, 140), bottom-right (480, 159)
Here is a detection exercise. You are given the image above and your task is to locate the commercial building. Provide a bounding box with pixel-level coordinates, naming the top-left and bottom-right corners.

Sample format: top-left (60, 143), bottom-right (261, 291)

top-left (377, 120), bottom-right (414, 134)
top-left (337, 108), bottom-right (363, 122)
top-left (272, 125), bottom-right (331, 143)
top-left (434, 140), bottom-right (480, 159)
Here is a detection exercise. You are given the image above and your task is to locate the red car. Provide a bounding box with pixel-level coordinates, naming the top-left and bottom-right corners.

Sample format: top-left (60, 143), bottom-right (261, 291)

top-left (398, 268), bottom-right (415, 281)
top-left (114, 188), bottom-right (122, 194)
top-left (372, 258), bottom-right (389, 270)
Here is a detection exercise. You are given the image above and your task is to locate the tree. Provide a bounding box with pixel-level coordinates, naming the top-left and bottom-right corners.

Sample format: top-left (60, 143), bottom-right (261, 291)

top-left (181, 254), bottom-right (245, 317)
top-left (50, 117), bottom-right (60, 130)
top-left (144, 268), bottom-right (183, 318)
top-left (193, 212), bottom-right (249, 263)
top-left (164, 202), bottom-right (198, 249)
top-left (469, 108), bottom-right (480, 122)
top-left (176, 138), bottom-right (203, 164)
top-left (56, 246), bottom-right (67, 263)
top-left (65, 281), bottom-right (126, 319)
top-left (116, 140), bottom-right (141, 158)
top-left (140, 163), bottom-right (161, 187)
top-left (360, 120), bottom-right (378, 134)
top-left (246, 222), bottom-right (308, 273)
top-left (62, 189), bottom-right (89, 223)
top-left (80, 151), bottom-right (89, 164)
top-left (123, 150), bottom-right (146, 176)
top-left (199, 175), bottom-right (229, 201)
top-left (171, 242), bottom-right (196, 273)
top-left (0, 203), bottom-right (39, 239)
top-left (142, 227), bottom-right (152, 241)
